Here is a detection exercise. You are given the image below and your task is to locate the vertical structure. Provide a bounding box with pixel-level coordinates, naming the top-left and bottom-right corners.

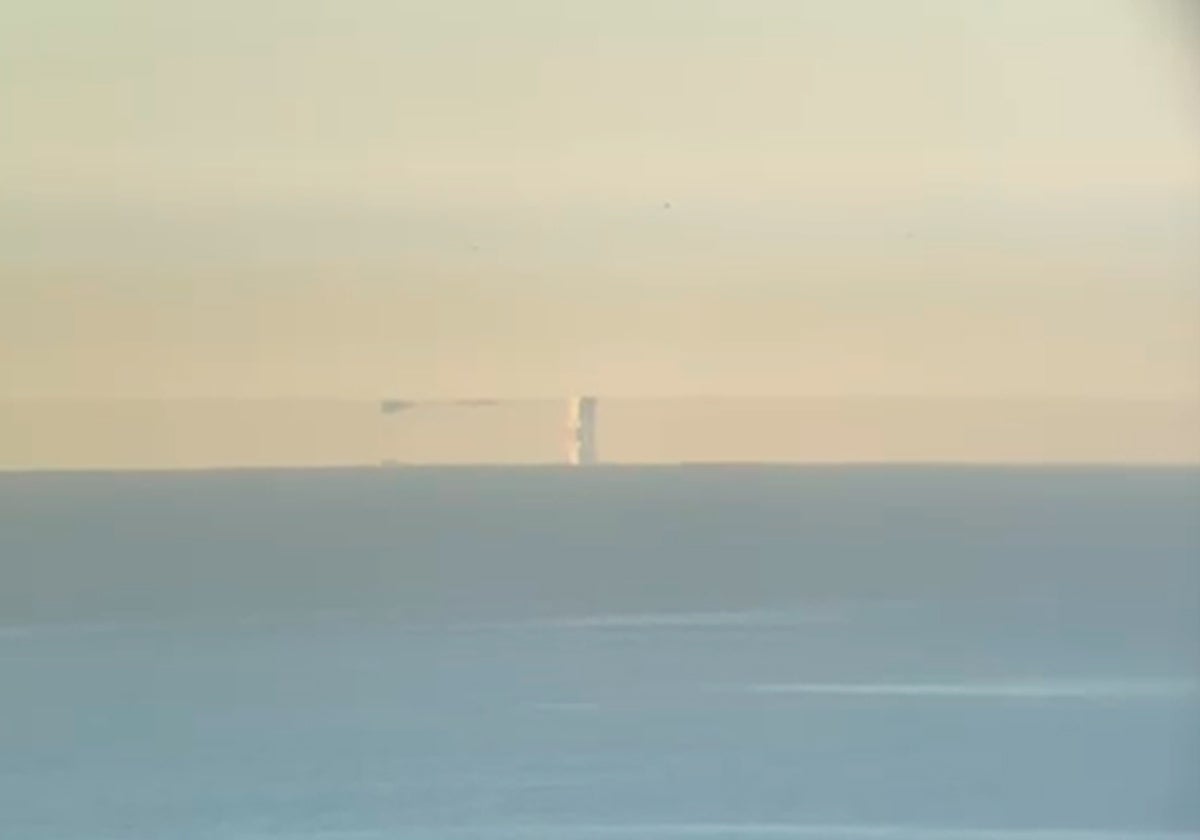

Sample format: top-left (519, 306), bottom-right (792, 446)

top-left (567, 396), bottom-right (598, 465)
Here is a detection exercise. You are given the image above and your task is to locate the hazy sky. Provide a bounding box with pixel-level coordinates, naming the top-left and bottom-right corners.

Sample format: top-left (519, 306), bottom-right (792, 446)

top-left (2, 0), bottom-right (1197, 400)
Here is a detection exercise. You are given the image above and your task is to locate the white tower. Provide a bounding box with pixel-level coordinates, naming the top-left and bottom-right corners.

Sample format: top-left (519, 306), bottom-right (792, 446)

top-left (567, 396), bottom-right (598, 465)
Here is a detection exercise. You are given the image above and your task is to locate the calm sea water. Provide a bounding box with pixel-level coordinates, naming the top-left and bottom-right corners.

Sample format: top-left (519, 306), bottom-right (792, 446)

top-left (2, 466), bottom-right (1198, 839)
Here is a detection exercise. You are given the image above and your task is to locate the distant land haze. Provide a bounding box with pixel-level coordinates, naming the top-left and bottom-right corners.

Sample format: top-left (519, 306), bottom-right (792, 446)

top-left (1, 397), bottom-right (1196, 470)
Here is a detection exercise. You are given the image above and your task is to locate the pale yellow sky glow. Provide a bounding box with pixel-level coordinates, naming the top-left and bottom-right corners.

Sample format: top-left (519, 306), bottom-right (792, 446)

top-left (2, 0), bottom-right (1198, 403)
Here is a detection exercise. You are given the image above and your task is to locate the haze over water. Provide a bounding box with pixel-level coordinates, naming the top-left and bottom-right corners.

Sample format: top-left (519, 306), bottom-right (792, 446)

top-left (3, 0), bottom-right (1198, 835)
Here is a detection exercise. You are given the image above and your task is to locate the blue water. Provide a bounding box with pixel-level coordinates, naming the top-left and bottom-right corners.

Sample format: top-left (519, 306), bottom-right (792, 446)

top-left (1, 466), bottom-right (1198, 839)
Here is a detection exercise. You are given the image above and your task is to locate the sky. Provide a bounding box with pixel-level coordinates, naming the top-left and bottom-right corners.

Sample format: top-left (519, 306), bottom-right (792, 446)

top-left (2, 0), bottom-right (1198, 401)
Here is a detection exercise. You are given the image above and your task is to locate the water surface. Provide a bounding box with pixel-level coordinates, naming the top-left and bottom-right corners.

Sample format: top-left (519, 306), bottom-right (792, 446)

top-left (2, 466), bottom-right (1197, 838)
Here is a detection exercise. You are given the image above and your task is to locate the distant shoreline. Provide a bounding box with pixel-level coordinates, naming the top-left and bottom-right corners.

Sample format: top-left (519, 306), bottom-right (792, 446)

top-left (2, 461), bottom-right (1198, 478)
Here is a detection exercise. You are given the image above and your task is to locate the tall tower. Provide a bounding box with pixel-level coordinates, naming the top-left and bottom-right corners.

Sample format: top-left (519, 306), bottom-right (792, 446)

top-left (567, 396), bottom-right (598, 465)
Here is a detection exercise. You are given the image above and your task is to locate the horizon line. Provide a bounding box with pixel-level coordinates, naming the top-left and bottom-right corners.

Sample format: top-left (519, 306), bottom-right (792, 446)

top-left (3, 395), bottom-right (1198, 405)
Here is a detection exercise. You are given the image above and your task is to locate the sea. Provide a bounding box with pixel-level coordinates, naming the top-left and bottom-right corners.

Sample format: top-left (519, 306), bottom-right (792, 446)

top-left (1, 466), bottom-right (1198, 839)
